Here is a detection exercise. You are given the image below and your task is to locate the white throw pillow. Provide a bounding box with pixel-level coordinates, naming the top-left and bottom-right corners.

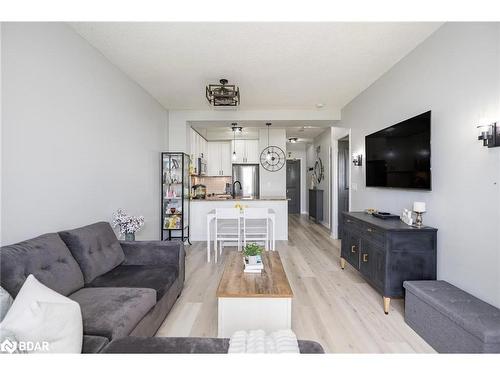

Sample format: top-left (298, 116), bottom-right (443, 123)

top-left (0, 275), bottom-right (83, 354)
top-left (0, 286), bottom-right (13, 322)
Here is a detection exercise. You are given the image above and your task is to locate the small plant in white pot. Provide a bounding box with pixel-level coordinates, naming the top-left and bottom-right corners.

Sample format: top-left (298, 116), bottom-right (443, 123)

top-left (243, 243), bottom-right (263, 265)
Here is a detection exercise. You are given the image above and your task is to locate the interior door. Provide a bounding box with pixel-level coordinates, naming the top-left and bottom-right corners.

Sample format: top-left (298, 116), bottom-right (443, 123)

top-left (286, 159), bottom-right (301, 214)
top-left (338, 137), bottom-right (350, 238)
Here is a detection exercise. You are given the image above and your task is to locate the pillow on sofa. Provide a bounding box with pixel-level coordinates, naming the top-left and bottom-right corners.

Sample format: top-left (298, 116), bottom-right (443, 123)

top-left (0, 275), bottom-right (83, 353)
top-left (59, 222), bottom-right (125, 283)
top-left (0, 286), bottom-right (13, 322)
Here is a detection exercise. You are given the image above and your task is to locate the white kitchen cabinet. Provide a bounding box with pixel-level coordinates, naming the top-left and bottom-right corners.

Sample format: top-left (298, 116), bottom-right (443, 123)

top-left (231, 139), bottom-right (260, 164)
top-left (244, 140), bottom-right (260, 163)
top-left (189, 128), bottom-right (208, 161)
top-left (207, 141), bottom-right (232, 176)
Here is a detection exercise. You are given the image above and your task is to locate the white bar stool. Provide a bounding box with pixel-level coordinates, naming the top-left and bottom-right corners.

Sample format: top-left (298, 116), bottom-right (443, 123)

top-left (242, 208), bottom-right (269, 250)
top-left (214, 208), bottom-right (241, 262)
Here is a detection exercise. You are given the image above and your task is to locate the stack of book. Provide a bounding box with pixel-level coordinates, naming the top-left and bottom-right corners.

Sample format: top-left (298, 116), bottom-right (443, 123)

top-left (243, 255), bottom-right (263, 273)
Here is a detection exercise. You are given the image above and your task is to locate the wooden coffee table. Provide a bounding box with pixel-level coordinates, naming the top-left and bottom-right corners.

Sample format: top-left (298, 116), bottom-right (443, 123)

top-left (216, 251), bottom-right (293, 338)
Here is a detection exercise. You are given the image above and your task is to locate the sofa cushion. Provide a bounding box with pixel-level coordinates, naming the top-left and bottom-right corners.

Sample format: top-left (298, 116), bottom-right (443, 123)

top-left (101, 337), bottom-right (325, 354)
top-left (0, 233), bottom-right (84, 297)
top-left (87, 265), bottom-right (178, 301)
top-left (59, 222), bottom-right (125, 283)
top-left (69, 287), bottom-right (156, 340)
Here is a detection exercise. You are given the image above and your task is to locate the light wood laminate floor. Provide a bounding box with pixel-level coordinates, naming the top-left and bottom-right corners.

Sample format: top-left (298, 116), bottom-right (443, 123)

top-left (156, 214), bottom-right (434, 353)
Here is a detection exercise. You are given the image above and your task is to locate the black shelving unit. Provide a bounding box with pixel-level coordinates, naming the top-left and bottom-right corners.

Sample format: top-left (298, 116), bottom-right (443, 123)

top-left (161, 152), bottom-right (191, 243)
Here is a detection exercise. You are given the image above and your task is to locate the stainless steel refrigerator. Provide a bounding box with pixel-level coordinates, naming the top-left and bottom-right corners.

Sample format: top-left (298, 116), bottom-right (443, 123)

top-left (232, 164), bottom-right (260, 198)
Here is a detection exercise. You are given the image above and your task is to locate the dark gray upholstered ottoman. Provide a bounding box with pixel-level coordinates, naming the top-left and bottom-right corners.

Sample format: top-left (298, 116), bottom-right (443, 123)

top-left (404, 280), bottom-right (500, 353)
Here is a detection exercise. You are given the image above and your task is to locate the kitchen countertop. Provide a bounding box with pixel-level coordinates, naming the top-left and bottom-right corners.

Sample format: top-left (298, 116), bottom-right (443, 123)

top-left (191, 196), bottom-right (289, 201)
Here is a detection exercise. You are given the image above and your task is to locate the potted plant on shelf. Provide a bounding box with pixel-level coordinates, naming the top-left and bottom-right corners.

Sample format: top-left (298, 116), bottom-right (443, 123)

top-left (112, 209), bottom-right (145, 241)
top-left (243, 243), bottom-right (263, 265)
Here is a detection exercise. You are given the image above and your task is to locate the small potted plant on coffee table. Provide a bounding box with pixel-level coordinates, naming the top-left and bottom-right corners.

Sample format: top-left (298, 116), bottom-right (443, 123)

top-left (243, 243), bottom-right (263, 265)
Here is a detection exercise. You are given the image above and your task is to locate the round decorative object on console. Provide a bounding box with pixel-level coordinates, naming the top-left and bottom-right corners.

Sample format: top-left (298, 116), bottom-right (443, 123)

top-left (260, 146), bottom-right (286, 172)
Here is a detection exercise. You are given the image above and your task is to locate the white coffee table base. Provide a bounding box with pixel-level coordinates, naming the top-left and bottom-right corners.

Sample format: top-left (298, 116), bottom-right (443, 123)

top-left (217, 297), bottom-right (292, 338)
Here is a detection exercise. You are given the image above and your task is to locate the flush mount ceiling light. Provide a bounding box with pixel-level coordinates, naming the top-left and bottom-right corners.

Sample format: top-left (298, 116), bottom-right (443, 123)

top-left (206, 78), bottom-right (240, 107)
top-left (289, 137), bottom-right (298, 143)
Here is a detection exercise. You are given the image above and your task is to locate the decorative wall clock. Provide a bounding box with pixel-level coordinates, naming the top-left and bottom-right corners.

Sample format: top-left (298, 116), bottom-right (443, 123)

top-left (314, 157), bottom-right (324, 183)
top-left (260, 146), bottom-right (286, 172)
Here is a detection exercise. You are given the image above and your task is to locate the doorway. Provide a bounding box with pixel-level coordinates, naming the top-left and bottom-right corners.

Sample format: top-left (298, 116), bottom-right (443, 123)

top-left (286, 159), bottom-right (301, 214)
top-left (337, 136), bottom-right (350, 238)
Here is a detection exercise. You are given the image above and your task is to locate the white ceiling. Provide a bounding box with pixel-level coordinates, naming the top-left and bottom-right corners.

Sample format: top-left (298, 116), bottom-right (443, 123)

top-left (71, 22), bottom-right (442, 111)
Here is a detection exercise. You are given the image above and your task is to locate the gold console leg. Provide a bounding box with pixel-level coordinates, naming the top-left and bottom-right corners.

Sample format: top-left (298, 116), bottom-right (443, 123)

top-left (383, 297), bottom-right (391, 315)
top-left (340, 257), bottom-right (346, 270)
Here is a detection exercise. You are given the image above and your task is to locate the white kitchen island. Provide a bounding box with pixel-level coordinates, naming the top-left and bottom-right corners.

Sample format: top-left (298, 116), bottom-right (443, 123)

top-left (190, 197), bottom-right (288, 242)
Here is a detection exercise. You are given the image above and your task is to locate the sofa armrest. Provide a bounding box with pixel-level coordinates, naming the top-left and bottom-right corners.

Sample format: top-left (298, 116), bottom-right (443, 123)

top-left (120, 240), bottom-right (184, 268)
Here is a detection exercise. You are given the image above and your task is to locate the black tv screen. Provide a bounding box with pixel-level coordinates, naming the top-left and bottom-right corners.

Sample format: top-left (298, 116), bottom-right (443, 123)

top-left (365, 111), bottom-right (431, 190)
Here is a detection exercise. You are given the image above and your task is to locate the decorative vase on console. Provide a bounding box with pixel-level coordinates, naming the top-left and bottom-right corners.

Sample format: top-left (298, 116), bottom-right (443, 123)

top-left (112, 209), bottom-right (145, 241)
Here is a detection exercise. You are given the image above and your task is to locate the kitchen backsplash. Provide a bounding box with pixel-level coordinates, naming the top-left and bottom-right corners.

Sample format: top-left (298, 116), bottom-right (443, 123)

top-left (192, 176), bottom-right (232, 195)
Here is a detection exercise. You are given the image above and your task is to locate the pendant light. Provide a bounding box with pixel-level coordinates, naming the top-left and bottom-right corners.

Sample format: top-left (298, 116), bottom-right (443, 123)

top-left (266, 122), bottom-right (272, 161)
top-left (231, 123), bottom-right (241, 161)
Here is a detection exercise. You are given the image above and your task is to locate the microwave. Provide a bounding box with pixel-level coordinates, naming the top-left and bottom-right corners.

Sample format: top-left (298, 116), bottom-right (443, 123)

top-left (196, 157), bottom-right (207, 176)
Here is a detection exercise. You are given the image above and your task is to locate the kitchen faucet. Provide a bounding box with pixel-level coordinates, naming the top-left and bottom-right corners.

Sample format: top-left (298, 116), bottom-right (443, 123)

top-left (232, 180), bottom-right (242, 198)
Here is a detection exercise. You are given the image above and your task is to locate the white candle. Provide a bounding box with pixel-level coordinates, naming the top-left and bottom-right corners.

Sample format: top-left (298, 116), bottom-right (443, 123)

top-left (413, 201), bottom-right (426, 213)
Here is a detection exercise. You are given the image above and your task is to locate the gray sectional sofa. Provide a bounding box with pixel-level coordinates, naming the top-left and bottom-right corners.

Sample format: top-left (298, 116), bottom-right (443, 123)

top-left (0, 221), bottom-right (324, 354)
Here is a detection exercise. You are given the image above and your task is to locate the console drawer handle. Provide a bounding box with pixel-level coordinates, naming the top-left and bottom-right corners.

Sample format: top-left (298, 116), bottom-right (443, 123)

top-left (367, 228), bottom-right (374, 233)
top-left (351, 245), bottom-right (356, 253)
top-left (363, 254), bottom-right (369, 262)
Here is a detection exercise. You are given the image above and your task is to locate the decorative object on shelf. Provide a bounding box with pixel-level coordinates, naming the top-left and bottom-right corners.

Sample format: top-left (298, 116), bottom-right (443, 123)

top-left (243, 243), bottom-right (264, 273)
top-left (477, 122), bottom-right (499, 148)
top-left (365, 208), bottom-right (377, 215)
top-left (112, 209), bottom-right (145, 241)
top-left (413, 201), bottom-right (426, 228)
top-left (309, 170), bottom-right (315, 189)
top-left (352, 153), bottom-right (363, 166)
top-left (260, 122), bottom-right (286, 172)
top-left (288, 137), bottom-right (298, 143)
top-left (205, 78), bottom-right (240, 107)
top-left (400, 209), bottom-right (414, 226)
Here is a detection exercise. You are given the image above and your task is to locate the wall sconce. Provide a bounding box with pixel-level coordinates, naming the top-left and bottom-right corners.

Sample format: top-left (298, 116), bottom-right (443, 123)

top-left (477, 122), bottom-right (499, 148)
top-left (352, 153), bottom-right (363, 167)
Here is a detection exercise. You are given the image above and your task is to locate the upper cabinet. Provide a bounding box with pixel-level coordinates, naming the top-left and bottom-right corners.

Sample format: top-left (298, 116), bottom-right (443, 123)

top-left (207, 141), bottom-right (232, 176)
top-left (189, 128), bottom-right (208, 160)
top-left (231, 139), bottom-right (259, 164)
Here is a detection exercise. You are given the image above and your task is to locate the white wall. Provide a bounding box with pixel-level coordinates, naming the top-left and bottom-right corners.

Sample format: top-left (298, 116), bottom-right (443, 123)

top-left (1, 23), bottom-right (168, 244)
top-left (340, 23), bottom-right (500, 307)
top-left (286, 142), bottom-right (307, 213)
top-left (259, 128), bottom-right (286, 197)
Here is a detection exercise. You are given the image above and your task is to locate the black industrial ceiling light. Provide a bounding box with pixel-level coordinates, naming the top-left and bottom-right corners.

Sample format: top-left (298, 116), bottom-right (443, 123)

top-left (206, 78), bottom-right (240, 107)
top-left (288, 137), bottom-right (298, 143)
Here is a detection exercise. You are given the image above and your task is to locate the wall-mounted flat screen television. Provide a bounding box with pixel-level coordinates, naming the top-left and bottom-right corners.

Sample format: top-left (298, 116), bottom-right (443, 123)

top-left (365, 111), bottom-right (431, 190)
